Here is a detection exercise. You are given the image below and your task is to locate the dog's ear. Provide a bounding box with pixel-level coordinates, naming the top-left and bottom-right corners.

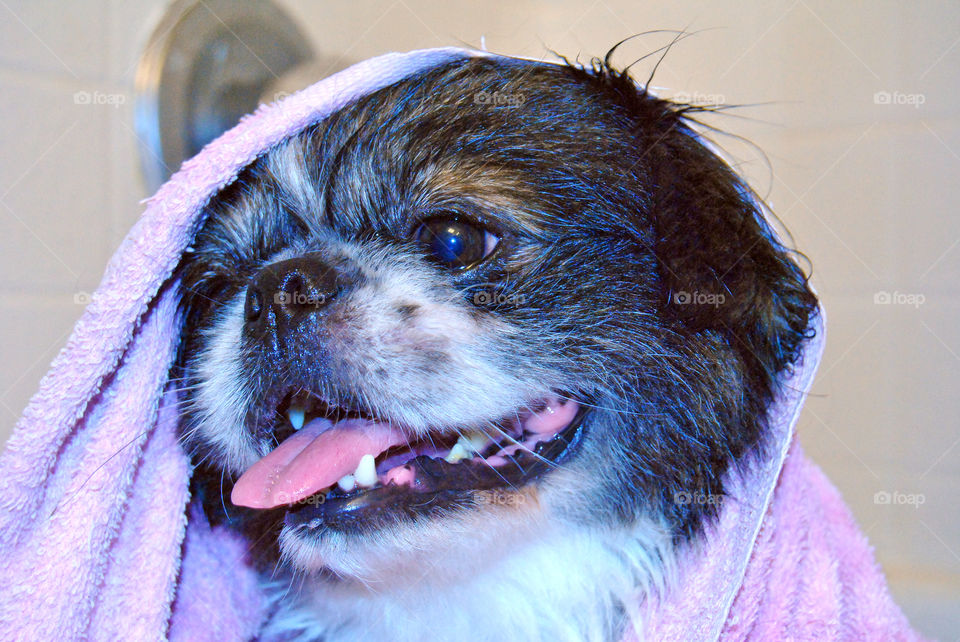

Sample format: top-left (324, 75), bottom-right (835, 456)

top-left (645, 120), bottom-right (817, 376)
top-left (563, 61), bottom-right (816, 376)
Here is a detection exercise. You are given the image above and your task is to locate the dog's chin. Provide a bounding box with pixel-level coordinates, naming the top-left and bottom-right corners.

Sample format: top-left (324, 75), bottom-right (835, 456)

top-left (268, 488), bottom-right (673, 642)
top-left (279, 483), bottom-right (549, 580)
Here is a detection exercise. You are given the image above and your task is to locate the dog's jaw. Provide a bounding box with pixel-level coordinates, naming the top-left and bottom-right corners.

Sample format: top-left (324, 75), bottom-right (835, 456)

top-left (265, 490), bottom-right (674, 642)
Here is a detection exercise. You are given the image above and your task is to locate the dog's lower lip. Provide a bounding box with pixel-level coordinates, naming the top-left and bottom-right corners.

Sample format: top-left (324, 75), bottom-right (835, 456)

top-left (281, 405), bottom-right (588, 531)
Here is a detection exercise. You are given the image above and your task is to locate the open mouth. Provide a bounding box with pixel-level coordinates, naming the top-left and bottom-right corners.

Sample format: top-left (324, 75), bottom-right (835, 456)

top-left (231, 392), bottom-right (587, 531)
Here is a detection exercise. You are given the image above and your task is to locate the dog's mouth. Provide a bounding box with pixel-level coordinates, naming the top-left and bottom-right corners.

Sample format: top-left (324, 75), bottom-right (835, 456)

top-left (231, 392), bottom-right (587, 530)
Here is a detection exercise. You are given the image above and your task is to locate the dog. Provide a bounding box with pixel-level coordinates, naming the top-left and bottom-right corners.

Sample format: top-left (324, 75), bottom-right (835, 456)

top-left (175, 50), bottom-right (817, 641)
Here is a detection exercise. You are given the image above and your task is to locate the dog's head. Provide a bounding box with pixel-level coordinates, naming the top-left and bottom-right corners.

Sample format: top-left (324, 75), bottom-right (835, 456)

top-left (177, 55), bottom-right (816, 582)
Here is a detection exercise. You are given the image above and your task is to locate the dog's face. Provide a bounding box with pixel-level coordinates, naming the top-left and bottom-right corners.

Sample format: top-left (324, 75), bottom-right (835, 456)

top-left (177, 57), bottom-right (815, 588)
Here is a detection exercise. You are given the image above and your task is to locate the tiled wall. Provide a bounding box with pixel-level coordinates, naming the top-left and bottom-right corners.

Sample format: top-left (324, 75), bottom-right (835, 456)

top-left (1, 1), bottom-right (957, 637)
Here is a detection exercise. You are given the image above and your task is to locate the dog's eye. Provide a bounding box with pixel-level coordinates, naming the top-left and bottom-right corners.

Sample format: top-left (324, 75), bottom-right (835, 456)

top-left (414, 217), bottom-right (499, 268)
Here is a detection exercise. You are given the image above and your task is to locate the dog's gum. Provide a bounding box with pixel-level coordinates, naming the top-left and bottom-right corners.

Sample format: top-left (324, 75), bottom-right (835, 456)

top-left (524, 398), bottom-right (578, 434)
top-left (382, 464), bottom-right (415, 487)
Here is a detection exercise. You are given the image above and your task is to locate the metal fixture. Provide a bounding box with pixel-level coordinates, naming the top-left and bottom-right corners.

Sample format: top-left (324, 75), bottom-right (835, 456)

top-left (134, 0), bottom-right (313, 191)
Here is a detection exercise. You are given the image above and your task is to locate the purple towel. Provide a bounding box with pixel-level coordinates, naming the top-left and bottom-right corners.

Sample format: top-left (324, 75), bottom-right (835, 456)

top-left (0, 47), bottom-right (920, 641)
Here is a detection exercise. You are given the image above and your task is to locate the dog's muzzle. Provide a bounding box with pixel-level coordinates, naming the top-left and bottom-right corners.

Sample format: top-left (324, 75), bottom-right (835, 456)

top-left (230, 255), bottom-right (588, 530)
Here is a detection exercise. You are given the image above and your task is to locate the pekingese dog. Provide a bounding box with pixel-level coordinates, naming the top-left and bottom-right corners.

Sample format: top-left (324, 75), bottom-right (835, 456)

top-left (176, 52), bottom-right (817, 641)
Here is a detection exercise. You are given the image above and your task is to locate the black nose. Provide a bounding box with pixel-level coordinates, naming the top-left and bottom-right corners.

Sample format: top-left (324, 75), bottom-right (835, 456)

top-left (244, 254), bottom-right (344, 341)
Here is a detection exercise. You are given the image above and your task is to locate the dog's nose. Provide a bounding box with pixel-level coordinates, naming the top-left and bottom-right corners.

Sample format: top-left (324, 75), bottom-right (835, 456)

top-left (244, 254), bottom-right (344, 340)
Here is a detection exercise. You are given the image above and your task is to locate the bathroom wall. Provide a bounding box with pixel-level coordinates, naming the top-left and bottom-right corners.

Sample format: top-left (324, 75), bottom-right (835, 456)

top-left (1, 1), bottom-right (957, 636)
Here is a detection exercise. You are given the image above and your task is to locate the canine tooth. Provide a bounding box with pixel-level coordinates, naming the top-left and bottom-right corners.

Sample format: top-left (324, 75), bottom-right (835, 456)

top-left (354, 454), bottom-right (378, 488)
top-left (288, 405), bottom-right (305, 431)
top-left (445, 442), bottom-right (471, 463)
top-left (460, 431), bottom-right (488, 453)
top-left (337, 474), bottom-right (356, 492)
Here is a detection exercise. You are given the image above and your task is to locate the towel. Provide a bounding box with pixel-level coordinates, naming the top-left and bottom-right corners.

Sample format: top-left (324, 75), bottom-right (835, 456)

top-left (0, 47), bottom-right (919, 641)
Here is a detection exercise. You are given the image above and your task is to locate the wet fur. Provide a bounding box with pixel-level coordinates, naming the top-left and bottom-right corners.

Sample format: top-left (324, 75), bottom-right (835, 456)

top-left (176, 54), bottom-right (817, 640)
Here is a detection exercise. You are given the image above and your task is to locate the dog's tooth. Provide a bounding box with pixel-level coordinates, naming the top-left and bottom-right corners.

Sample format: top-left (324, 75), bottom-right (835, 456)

top-left (288, 405), bottom-right (305, 431)
top-left (445, 442), bottom-right (471, 463)
top-left (337, 474), bottom-right (356, 492)
top-left (354, 454), bottom-right (378, 488)
top-left (460, 431), bottom-right (489, 453)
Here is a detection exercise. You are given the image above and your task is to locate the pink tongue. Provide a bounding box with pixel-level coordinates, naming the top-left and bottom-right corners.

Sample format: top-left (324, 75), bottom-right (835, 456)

top-left (231, 417), bottom-right (408, 509)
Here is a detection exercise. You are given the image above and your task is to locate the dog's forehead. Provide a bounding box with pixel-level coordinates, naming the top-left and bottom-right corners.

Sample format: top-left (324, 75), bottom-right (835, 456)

top-left (191, 56), bottom-right (670, 279)
top-left (259, 59), bottom-right (639, 238)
